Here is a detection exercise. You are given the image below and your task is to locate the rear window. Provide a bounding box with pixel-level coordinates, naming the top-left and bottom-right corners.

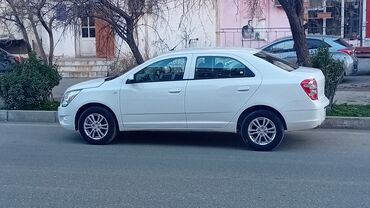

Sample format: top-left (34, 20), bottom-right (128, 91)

top-left (334, 38), bottom-right (352, 47)
top-left (254, 51), bottom-right (299, 72)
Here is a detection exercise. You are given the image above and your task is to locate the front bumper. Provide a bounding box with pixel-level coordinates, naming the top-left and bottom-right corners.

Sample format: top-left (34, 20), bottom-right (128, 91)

top-left (58, 106), bottom-right (76, 131)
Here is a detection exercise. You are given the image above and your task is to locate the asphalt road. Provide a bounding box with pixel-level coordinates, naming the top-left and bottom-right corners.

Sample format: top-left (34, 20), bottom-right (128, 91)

top-left (0, 123), bottom-right (370, 208)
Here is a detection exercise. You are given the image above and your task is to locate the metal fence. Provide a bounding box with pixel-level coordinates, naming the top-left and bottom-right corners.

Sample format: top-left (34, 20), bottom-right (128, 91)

top-left (217, 26), bottom-right (365, 48)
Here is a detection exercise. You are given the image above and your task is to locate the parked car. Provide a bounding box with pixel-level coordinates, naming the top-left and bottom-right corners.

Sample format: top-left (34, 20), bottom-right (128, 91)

top-left (0, 47), bottom-right (20, 72)
top-left (260, 35), bottom-right (358, 76)
top-left (58, 48), bottom-right (329, 151)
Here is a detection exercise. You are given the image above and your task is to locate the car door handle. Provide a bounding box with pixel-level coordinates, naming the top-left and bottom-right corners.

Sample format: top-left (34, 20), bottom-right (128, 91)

top-left (237, 86), bottom-right (250, 92)
top-left (168, 89), bottom-right (182, 94)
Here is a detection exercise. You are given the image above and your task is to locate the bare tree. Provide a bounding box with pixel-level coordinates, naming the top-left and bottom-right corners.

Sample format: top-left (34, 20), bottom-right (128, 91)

top-left (0, 0), bottom-right (32, 52)
top-left (249, 0), bottom-right (310, 66)
top-left (0, 0), bottom-right (59, 65)
top-left (278, 0), bottom-right (309, 66)
top-left (27, 0), bottom-right (58, 65)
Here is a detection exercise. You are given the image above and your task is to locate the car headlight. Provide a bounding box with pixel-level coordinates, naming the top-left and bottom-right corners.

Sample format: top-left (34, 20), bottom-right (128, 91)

top-left (61, 90), bottom-right (81, 107)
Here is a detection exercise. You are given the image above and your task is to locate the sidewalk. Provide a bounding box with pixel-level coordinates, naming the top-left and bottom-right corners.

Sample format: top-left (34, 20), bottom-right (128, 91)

top-left (335, 74), bottom-right (370, 105)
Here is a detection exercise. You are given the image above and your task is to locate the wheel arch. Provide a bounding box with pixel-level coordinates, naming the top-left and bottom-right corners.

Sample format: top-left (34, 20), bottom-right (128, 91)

top-left (236, 105), bottom-right (287, 132)
top-left (75, 103), bottom-right (119, 131)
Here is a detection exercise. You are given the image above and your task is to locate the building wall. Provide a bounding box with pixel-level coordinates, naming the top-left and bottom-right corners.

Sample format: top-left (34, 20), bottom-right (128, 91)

top-left (114, 1), bottom-right (217, 60)
top-left (42, 27), bottom-right (77, 58)
top-left (217, 0), bottom-right (291, 48)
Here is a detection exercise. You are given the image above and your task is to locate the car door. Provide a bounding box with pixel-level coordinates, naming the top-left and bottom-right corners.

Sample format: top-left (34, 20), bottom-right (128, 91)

top-left (185, 54), bottom-right (261, 129)
top-left (307, 38), bottom-right (329, 55)
top-left (120, 55), bottom-right (191, 130)
top-left (263, 40), bottom-right (296, 63)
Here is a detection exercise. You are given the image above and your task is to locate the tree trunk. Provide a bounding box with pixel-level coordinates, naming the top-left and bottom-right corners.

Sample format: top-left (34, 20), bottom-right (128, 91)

top-left (48, 31), bottom-right (54, 66)
top-left (19, 24), bottom-right (33, 53)
top-left (286, 13), bottom-right (310, 66)
top-left (29, 17), bottom-right (48, 63)
top-left (279, 0), bottom-right (310, 66)
top-left (126, 30), bottom-right (144, 65)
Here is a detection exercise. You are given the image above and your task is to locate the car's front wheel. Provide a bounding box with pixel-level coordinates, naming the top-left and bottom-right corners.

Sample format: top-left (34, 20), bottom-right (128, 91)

top-left (78, 106), bottom-right (118, 145)
top-left (240, 110), bottom-right (284, 151)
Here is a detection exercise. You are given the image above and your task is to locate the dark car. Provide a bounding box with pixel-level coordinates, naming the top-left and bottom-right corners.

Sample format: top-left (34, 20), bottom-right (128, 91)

top-left (0, 48), bottom-right (19, 72)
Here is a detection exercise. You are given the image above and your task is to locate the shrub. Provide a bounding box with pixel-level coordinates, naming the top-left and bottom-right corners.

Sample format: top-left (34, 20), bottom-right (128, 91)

top-left (311, 46), bottom-right (344, 111)
top-left (0, 54), bottom-right (61, 110)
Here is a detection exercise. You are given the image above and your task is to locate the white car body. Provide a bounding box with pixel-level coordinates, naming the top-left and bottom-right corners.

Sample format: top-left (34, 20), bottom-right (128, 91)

top-left (58, 48), bottom-right (329, 150)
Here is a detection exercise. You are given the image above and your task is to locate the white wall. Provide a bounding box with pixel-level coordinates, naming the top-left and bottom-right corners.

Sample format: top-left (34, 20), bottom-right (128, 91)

top-left (115, 1), bottom-right (217, 60)
top-left (41, 27), bottom-right (77, 58)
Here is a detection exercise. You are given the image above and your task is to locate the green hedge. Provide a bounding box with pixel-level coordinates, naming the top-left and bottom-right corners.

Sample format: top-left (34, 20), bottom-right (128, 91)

top-left (311, 46), bottom-right (344, 111)
top-left (0, 54), bottom-right (61, 110)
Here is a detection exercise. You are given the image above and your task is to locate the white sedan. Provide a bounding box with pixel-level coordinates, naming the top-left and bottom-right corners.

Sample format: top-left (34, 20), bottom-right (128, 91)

top-left (58, 48), bottom-right (329, 151)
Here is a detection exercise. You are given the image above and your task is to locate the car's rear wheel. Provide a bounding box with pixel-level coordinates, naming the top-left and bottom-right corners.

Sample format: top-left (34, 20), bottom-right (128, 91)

top-left (240, 110), bottom-right (284, 151)
top-left (78, 106), bottom-right (118, 145)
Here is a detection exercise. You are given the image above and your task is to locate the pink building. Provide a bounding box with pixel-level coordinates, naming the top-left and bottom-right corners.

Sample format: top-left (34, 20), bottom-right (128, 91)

top-left (217, 0), bottom-right (292, 48)
top-left (217, 0), bottom-right (367, 48)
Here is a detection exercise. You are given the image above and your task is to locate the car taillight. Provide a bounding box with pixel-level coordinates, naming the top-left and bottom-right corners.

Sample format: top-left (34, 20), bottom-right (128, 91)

top-left (338, 48), bottom-right (354, 56)
top-left (15, 56), bottom-right (22, 62)
top-left (301, 79), bottom-right (318, 100)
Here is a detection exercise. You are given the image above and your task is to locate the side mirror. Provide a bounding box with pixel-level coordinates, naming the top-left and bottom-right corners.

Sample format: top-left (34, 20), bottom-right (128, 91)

top-left (126, 74), bottom-right (136, 84)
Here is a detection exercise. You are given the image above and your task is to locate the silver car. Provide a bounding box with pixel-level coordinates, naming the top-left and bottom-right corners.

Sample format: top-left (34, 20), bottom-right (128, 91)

top-left (261, 35), bottom-right (358, 76)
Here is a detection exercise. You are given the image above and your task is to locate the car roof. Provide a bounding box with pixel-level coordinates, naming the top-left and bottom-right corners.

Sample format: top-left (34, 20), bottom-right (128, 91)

top-left (158, 48), bottom-right (261, 57)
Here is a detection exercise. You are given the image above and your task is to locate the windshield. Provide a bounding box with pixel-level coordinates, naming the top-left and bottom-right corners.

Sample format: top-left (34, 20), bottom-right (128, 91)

top-left (334, 38), bottom-right (352, 47)
top-left (254, 51), bottom-right (299, 72)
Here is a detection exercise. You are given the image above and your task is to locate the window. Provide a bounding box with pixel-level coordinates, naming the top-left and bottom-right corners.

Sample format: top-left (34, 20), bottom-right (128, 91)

top-left (307, 39), bottom-right (330, 49)
top-left (81, 17), bottom-right (96, 38)
top-left (195, 56), bottom-right (254, 80)
top-left (133, 57), bottom-right (187, 83)
top-left (264, 40), bottom-right (295, 54)
top-left (254, 51), bottom-right (299, 72)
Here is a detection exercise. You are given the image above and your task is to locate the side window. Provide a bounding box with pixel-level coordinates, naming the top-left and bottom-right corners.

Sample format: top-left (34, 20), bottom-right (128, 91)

top-left (265, 40), bottom-right (295, 53)
top-left (307, 39), bottom-right (330, 49)
top-left (195, 56), bottom-right (255, 80)
top-left (134, 57), bottom-right (187, 83)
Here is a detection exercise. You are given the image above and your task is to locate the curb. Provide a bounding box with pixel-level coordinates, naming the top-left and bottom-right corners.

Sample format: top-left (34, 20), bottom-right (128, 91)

top-left (1, 110), bottom-right (370, 130)
top-left (320, 116), bottom-right (370, 130)
top-left (0, 110), bottom-right (58, 123)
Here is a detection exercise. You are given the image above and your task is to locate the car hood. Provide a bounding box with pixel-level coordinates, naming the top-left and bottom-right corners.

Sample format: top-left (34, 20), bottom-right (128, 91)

top-left (66, 78), bottom-right (106, 92)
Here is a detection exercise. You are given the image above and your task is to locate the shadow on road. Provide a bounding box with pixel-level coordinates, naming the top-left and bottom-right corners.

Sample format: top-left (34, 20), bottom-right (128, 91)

top-left (113, 131), bottom-right (247, 150)
top-left (62, 130), bottom-right (314, 151)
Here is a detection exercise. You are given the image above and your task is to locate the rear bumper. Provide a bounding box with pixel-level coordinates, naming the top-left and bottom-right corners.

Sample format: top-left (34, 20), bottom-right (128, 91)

top-left (285, 108), bottom-right (326, 131)
top-left (283, 98), bottom-right (329, 131)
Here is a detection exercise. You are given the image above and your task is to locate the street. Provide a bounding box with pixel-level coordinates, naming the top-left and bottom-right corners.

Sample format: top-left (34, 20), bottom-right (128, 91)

top-left (0, 123), bottom-right (370, 208)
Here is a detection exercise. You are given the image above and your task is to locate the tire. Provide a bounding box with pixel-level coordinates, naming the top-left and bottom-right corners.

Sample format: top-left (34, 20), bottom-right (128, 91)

top-left (240, 110), bottom-right (284, 151)
top-left (78, 106), bottom-right (118, 145)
